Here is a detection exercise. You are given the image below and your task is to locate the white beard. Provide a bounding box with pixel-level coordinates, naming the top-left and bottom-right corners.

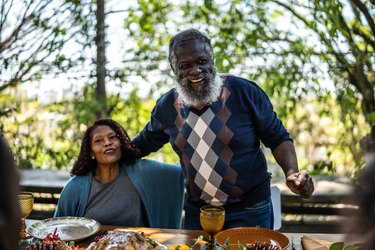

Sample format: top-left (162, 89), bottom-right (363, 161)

top-left (176, 74), bottom-right (223, 108)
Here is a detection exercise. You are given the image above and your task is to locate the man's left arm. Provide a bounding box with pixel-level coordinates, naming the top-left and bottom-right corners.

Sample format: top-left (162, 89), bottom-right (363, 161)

top-left (272, 140), bottom-right (314, 199)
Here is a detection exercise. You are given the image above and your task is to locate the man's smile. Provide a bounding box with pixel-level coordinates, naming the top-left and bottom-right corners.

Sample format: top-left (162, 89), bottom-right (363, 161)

top-left (190, 77), bottom-right (204, 83)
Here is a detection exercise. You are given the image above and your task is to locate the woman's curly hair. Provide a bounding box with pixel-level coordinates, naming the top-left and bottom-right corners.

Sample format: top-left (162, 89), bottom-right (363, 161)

top-left (70, 118), bottom-right (138, 176)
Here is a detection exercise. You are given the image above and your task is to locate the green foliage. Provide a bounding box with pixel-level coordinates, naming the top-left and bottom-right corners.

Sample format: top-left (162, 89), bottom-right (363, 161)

top-left (112, 89), bottom-right (151, 138)
top-left (366, 111), bottom-right (375, 126)
top-left (310, 160), bottom-right (334, 176)
top-left (280, 94), bottom-right (368, 177)
top-left (1, 0), bottom-right (373, 176)
top-left (111, 89), bottom-right (179, 164)
top-left (72, 84), bottom-right (103, 125)
top-left (0, 0), bottom-right (94, 92)
top-left (0, 91), bottom-right (78, 169)
top-left (117, 0), bottom-right (373, 175)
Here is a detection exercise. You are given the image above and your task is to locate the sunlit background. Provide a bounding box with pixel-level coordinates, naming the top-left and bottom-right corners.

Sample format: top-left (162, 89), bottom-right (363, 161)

top-left (1, 0), bottom-right (373, 179)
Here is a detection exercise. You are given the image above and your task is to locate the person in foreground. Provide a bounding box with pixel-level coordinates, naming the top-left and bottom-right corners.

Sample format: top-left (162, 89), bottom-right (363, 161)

top-left (133, 28), bottom-right (314, 230)
top-left (55, 118), bottom-right (184, 228)
top-left (345, 154), bottom-right (375, 249)
top-left (0, 132), bottom-right (21, 250)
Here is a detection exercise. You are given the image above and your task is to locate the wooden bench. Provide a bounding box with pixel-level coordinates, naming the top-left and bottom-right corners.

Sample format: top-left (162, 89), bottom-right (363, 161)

top-left (20, 169), bottom-right (356, 233)
top-left (20, 169), bottom-right (69, 220)
top-left (21, 183), bottom-right (357, 234)
top-left (279, 193), bottom-right (357, 233)
top-left (20, 185), bottom-right (63, 220)
top-left (269, 175), bottom-right (357, 233)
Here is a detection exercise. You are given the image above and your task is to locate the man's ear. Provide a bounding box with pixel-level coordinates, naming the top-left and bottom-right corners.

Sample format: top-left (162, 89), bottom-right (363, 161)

top-left (170, 63), bottom-right (177, 75)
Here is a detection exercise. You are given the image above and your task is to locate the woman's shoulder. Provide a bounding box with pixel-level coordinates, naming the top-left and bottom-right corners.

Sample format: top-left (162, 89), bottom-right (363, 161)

top-left (139, 158), bottom-right (180, 169)
top-left (64, 173), bottom-right (91, 190)
top-left (126, 159), bottom-right (181, 174)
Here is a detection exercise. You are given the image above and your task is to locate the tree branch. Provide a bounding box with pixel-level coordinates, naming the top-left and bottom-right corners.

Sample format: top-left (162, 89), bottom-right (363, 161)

top-left (105, 9), bottom-right (128, 15)
top-left (0, 13), bottom-right (34, 53)
top-left (350, 0), bottom-right (375, 37)
top-left (270, 0), bottom-right (311, 28)
top-left (0, 0), bottom-right (14, 37)
top-left (107, 93), bottom-right (121, 115)
top-left (351, 24), bottom-right (375, 51)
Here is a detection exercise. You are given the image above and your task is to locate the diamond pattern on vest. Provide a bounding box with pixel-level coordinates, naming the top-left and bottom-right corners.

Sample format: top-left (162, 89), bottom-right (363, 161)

top-left (172, 86), bottom-right (244, 205)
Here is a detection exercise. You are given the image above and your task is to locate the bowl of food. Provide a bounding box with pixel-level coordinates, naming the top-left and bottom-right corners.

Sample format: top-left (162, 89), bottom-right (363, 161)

top-left (215, 227), bottom-right (289, 250)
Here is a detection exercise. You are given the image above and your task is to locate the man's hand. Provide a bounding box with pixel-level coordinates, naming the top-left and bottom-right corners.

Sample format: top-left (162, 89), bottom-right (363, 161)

top-left (286, 170), bottom-right (314, 199)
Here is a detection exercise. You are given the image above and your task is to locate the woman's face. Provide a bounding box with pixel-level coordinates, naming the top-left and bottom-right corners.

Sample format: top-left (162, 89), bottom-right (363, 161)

top-left (90, 125), bottom-right (122, 165)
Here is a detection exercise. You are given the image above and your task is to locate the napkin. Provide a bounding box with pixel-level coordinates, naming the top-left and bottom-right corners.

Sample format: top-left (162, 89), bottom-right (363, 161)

top-left (301, 235), bottom-right (332, 250)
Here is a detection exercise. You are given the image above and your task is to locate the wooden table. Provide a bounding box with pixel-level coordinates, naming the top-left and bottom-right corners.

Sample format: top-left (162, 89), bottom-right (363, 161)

top-left (75, 226), bottom-right (348, 250)
top-left (26, 220), bottom-right (348, 250)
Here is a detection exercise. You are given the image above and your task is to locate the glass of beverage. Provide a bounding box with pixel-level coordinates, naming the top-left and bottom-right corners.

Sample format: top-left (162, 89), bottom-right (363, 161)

top-left (18, 192), bottom-right (34, 239)
top-left (200, 205), bottom-right (225, 244)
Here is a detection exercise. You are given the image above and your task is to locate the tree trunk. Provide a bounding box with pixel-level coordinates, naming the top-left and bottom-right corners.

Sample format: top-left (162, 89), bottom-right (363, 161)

top-left (360, 125), bottom-right (375, 166)
top-left (95, 0), bottom-right (107, 118)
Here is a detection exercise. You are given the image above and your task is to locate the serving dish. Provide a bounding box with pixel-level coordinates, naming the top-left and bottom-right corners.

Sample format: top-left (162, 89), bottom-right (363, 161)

top-left (86, 230), bottom-right (167, 250)
top-left (215, 227), bottom-right (289, 250)
top-left (27, 216), bottom-right (101, 241)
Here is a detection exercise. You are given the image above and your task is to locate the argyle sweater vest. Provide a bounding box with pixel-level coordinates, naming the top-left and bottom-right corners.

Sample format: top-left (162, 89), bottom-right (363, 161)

top-left (134, 75), bottom-right (291, 207)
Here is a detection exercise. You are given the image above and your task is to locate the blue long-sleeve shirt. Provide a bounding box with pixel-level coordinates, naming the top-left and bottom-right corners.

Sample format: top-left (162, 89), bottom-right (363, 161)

top-left (134, 75), bottom-right (291, 209)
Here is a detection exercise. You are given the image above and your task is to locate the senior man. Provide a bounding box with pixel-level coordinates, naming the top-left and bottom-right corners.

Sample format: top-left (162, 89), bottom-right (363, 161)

top-left (133, 29), bottom-right (314, 230)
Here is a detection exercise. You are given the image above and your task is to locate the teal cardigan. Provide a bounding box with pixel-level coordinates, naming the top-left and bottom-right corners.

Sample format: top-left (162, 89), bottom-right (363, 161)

top-left (54, 159), bottom-right (185, 229)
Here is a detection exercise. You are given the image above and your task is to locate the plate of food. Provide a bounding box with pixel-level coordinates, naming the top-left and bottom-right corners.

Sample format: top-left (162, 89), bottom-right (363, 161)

top-left (27, 216), bottom-right (101, 242)
top-left (86, 230), bottom-right (166, 250)
top-left (215, 227), bottom-right (289, 250)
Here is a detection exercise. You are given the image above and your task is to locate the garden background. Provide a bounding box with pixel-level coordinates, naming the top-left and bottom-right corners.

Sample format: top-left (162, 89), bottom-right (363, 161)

top-left (1, 0), bottom-right (374, 180)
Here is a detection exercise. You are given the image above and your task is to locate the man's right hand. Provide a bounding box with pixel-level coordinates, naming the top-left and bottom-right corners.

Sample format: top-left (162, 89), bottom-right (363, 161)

top-left (286, 170), bottom-right (314, 199)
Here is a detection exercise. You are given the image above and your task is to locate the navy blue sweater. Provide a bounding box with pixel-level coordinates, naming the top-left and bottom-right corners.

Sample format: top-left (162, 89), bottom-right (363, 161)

top-left (134, 75), bottom-right (291, 209)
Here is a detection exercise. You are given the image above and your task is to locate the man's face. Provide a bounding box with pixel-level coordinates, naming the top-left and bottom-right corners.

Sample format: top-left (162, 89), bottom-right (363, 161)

top-left (172, 39), bottom-right (220, 107)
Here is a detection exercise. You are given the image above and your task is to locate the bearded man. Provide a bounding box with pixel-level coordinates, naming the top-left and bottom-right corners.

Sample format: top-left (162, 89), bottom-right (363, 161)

top-left (133, 29), bottom-right (314, 230)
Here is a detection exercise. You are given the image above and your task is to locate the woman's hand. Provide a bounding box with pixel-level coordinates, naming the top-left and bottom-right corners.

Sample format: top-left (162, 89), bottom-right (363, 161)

top-left (286, 170), bottom-right (314, 199)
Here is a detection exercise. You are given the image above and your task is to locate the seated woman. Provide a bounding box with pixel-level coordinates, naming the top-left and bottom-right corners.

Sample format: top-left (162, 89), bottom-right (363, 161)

top-left (54, 118), bottom-right (184, 229)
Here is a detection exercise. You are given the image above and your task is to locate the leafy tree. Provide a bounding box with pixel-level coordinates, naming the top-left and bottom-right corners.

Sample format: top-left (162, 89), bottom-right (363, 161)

top-left (0, 0), bottom-right (148, 169)
top-left (0, 0), bottom-right (95, 168)
top-left (0, 87), bottom-right (79, 169)
top-left (282, 94), bottom-right (367, 177)
top-left (124, 0), bottom-right (374, 123)
top-left (111, 89), bottom-right (180, 164)
top-left (121, 0), bottom-right (374, 173)
top-left (95, 0), bottom-right (108, 118)
top-left (0, 0), bottom-right (93, 93)
top-left (1, 0), bottom-right (372, 174)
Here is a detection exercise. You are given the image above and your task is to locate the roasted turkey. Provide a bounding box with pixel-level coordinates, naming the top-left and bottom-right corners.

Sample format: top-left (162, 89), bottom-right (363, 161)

top-left (86, 231), bottom-right (165, 250)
